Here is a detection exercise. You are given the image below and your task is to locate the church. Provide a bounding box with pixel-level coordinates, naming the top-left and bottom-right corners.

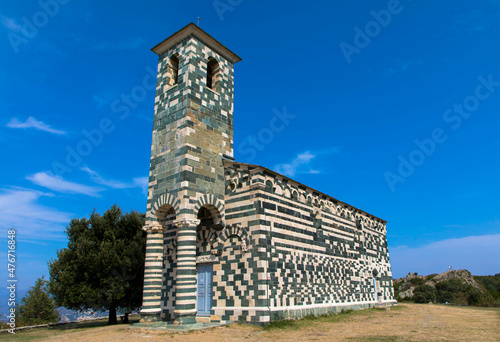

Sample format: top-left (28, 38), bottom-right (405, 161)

top-left (139, 23), bottom-right (396, 326)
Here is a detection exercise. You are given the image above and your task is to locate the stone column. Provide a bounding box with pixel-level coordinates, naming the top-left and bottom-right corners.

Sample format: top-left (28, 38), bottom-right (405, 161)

top-left (140, 224), bottom-right (164, 322)
top-left (173, 218), bottom-right (200, 325)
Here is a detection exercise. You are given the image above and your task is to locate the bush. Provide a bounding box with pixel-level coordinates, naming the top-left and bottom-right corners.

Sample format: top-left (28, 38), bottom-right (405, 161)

top-left (413, 285), bottom-right (436, 303)
top-left (411, 278), bottom-right (425, 286)
top-left (437, 290), bottom-right (456, 304)
top-left (426, 274), bottom-right (438, 281)
top-left (17, 277), bottom-right (59, 326)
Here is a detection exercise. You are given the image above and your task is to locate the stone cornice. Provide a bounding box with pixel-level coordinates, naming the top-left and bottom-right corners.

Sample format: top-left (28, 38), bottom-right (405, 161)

top-left (173, 218), bottom-right (201, 228)
top-left (142, 224), bottom-right (164, 233)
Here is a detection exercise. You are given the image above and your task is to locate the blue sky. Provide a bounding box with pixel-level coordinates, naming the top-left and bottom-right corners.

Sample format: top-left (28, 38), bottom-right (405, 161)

top-left (1, 0), bottom-right (499, 296)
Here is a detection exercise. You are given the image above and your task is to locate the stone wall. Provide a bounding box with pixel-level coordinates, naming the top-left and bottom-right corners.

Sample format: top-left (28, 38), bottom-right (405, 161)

top-left (219, 161), bottom-right (396, 324)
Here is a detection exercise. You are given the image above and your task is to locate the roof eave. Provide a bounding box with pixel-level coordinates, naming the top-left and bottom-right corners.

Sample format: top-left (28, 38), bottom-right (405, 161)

top-left (151, 22), bottom-right (242, 64)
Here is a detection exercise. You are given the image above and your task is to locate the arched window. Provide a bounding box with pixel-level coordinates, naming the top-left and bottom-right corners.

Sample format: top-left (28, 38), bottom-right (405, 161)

top-left (313, 211), bottom-right (322, 229)
top-left (168, 54), bottom-right (179, 87)
top-left (265, 180), bottom-right (273, 192)
top-left (207, 57), bottom-right (220, 92)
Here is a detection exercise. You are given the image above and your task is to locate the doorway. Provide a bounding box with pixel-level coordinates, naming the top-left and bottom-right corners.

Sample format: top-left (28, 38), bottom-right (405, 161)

top-left (196, 263), bottom-right (213, 316)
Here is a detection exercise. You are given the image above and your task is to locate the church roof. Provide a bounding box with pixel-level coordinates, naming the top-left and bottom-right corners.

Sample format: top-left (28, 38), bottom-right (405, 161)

top-left (151, 22), bottom-right (242, 64)
top-left (223, 160), bottom-right (387, 223)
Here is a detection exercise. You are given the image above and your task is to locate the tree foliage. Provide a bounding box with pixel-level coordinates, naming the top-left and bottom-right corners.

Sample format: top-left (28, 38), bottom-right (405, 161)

top-left (48, 205), bottom-right (146, 325)
top-left (475, 274), bottom-right (500, 301)
top-left (435, 279), bottom-right (491, 305)
top-left (17, 277), bottom-right (59, 326)
top-left (413, 284), bottom-right (436, 303)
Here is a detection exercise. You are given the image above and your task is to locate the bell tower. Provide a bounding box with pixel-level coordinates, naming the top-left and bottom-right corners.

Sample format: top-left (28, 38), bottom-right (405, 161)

top-left (140, 23), bottom-right (241, 324)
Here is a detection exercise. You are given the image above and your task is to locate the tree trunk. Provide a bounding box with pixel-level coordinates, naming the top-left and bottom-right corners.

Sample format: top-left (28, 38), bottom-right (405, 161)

top-left (123, 312), bottom-right (129, 324)
top-left (108, 306), bottom-right (117, 325)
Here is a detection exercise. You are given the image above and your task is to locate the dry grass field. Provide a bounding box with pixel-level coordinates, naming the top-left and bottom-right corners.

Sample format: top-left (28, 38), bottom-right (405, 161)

top-left (1, 303), bottom-right (499, 342)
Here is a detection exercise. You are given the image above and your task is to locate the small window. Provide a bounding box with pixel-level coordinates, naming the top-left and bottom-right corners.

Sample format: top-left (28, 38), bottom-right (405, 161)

top-left (313, 211), bottom-right (321, 229)
top-left (207, 57), bottom-right (220, 92)
top-left (168, 54), bottom-right (179, 87)
top-left (265, 180), bottom-right (273, 192)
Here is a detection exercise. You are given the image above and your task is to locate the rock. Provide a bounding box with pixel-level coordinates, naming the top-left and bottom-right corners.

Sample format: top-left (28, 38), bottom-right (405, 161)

top-left (398, 286), bottom-right (415, 299)
top-left (424, 269), bottom-right (481, 290)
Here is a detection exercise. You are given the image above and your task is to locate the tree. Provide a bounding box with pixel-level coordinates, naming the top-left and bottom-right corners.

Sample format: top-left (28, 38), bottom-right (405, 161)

top-left (17, 277), bottom-right (59, 326)
top-left (413, 284), bottom-right (436, 303)
top-left (48, 205), bottom-right (146, 325)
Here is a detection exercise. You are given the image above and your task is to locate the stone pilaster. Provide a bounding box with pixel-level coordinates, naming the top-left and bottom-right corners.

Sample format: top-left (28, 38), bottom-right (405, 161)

top-left (172, 218), bottom-right (200, 325)
top-left (140, 224), bottom-right (164, 322)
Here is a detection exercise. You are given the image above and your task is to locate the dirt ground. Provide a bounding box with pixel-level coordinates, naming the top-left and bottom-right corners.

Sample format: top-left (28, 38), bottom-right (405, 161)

top-left (3, 303), bottom-right (500, 342)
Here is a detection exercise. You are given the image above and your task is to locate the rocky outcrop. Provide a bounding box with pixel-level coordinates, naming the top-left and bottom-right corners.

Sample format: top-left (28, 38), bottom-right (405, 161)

top-left (394, 269), bottom-right (485, 301)
top-left (395, 272), bottom-right (426, 299)
top-left (424, 269), bottom-right (481, 290)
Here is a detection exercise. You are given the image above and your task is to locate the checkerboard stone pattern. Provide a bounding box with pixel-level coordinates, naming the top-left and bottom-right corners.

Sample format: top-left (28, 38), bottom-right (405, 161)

top-left (220, 163), bottom-right (396, 324)
top-left (139, 23), bottom-right (396, 326)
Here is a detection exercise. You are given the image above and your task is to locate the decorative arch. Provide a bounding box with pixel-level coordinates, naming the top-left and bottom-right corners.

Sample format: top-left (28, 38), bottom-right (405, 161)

top-left (284, 188), bottom-right (291, 198)
top-left (149, 193), bottom-right (180, 223)
top-left (211, 224), bottom-right (250, 254)
top-left (197, 227), bottom-right (218, 243)
top-left (313, 210), bottom-right (322, 229)
top-left (193, 194), bottom-right (224, 224)
top-left (265, 180), bottom-right (273, 192)
top-left (300, 193), bottom-right (307, 203)
top-left (274, 183), bottom-right (283, 195)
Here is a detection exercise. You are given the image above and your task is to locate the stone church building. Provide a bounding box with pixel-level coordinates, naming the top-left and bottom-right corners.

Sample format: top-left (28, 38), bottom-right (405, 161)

top-left (140, 23), bottom-right (396, 325)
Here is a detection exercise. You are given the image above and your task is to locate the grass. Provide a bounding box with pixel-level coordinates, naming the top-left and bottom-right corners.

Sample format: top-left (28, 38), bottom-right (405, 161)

top-left (346, 336), bottom-right (420, 342)
top-left (0, 315), bottom-right (141, 342)
top-left (264, 306), bottom-right (404, 331)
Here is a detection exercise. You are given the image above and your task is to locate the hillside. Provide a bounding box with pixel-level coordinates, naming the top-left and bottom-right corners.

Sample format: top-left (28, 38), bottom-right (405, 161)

top-left (393, 269), bottom-right (500, 306)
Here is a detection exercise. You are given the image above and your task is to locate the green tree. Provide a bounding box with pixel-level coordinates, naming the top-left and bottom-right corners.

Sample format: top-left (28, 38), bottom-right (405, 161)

top-left (436, 279), bottom-right (466, 304)
top-left (48, 205), bottom-right (146, 325)
top-left (413, 284), bottom-right (436, 303)
top-left (17, 277), bottom-right (59, 326)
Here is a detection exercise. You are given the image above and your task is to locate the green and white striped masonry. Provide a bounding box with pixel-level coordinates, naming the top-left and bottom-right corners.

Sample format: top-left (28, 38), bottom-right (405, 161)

top-left (172, 219), bottom-right (199, 325)
top-left (140, 224), bottom-right (164, 322)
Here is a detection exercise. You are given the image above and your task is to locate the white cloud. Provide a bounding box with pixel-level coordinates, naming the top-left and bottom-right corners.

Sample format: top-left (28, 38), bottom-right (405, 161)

top-left (6, 117), bottom-right (66, 135)
top-left (273, 148), bottom-right (340, 177)
top-left (0, 188), bottom-right (72, 240)
top-left (390, 234), bottom-right (500, 278)
top-left (133, 177), bottom-right (149, 194)
top-left (27, 172), bottom-right (102, 197)
top-left (274, 151), bottom-right (316, 177)
top-left (1, 16), bottom-right (21, 31)
top-left (81, 166), bottom-right (148, 193)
